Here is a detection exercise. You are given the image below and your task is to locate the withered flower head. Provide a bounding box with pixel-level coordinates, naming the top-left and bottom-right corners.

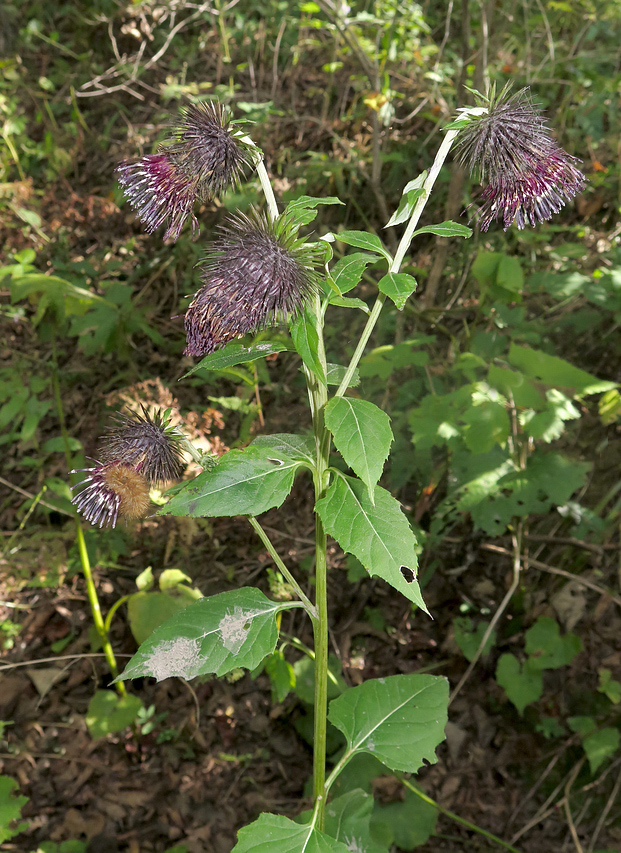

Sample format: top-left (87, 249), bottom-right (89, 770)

top-left (455, 86), bottom-right (586, 231)
top-left (184, 208), bottom-right (320, 357)
top-left (116, 101), bottom-right (252, 242)
top-left (71, 463), bottom-right (150, 528)
top-left (71, 407), bottom-right (185, 528)
top-left (98, 406), bottom-right (185, 485)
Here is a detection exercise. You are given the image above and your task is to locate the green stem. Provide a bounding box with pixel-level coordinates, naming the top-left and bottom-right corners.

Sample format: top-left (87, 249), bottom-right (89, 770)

top-left (104, 594), bottom-right (132, 635)
top-left (75, 523), bottom-right (126, 695)
top-left (334, 121), bottom-right (475, 399)
top-left (50, 336), bottom-right (126, 695)
top-left (400, 776), bottom-right (523, 853)
top-left (305, 289), bottom-right (332, 828)
top-left (255, 152), bottom-right (279, 221)
top-left (247, 516), bottom-right (316, 617)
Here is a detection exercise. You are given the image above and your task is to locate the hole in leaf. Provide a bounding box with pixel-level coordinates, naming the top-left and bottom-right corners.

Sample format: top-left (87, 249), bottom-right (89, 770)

top-left (400, 566), bottom-right (415, 583)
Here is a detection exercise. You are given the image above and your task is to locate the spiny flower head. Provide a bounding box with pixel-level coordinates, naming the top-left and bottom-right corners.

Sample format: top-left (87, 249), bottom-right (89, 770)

top-left (98, 406), bottom-right (185, 485)
top-left (116, 101), bottom-right (253, 242)
top-left (71, 463), bottom-right (151, 528)
top-left (184, 208), bottom-right (321, 357)
top-left (455, 86), bottom-right (586, 231)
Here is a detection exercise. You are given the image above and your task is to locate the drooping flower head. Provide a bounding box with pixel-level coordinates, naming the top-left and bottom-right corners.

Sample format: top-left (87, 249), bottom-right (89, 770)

top-left (455, 86), bottom-right (586, 231)
top-left (116, 101), bottom-right (253, 242)
top-left (71, 407), bottom-right (185, 527)
top-left (71, 463), bottom-right (151, 529)
top-left (184, 208), bottom-right (321, 357)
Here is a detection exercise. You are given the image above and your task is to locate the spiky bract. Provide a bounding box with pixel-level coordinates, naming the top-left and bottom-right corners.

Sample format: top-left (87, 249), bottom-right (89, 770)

top-left (71, 463), bottom-right (150, 528)
top-left (455, 87), bottom-right (586, 231)
top-left (116, 101), bottom-right (252, 242)
top-left (184, 209), bottom-right (320, 357)
top-left (98, 407), bottom-right (185, 485)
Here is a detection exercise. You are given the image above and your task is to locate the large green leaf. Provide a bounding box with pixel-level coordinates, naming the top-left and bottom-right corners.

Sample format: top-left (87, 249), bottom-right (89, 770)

top-left (232, 813), bottom-right (351, 853)
top-left (377, 273), bottom-right (417, 310)
top-left (290, 307), bottom-right (327, 385)
top-left (508, 343), bottom-right (617, 396)
top-left (162, 437), bottom-right (312, 518)
top-left (324, 790), bottom-right (388, 853)
top-left (118, 588), bottom-right (287, 682)
top-left (324, 398), bottom-right (393, 500)
top-left (182, 341), bottom-right (292, 377)
top-left (328, 674), bottom-right (448, 774)
top-left (334, 231), bottom-right (392, 262)
top-left (328, 252), bottom-right (378, 296)
top-left (371, 787), bottom-right (437, 850)
top-left (316, 474), bottom-right (426, 611)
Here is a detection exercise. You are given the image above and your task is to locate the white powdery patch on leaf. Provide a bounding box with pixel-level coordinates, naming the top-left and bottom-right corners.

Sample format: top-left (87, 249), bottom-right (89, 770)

top-left (144, 636), bottom-right (201, 681)
top-left (346, 837), bottom-right (364, 852)
top-left (218, 606), bottom-right (256, 654)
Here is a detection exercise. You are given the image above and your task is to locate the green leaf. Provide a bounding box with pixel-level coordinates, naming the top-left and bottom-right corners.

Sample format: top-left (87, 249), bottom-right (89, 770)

top-left (325, 363), bottom-right (360, 388)
top-left (325, 790), bottom-right (388, 853)
top-left (385, 174), bottom-right (427, 228)
top-left (328, 674), bottom-right (448, 774)
top-left (284, 195), bottom-right (344, 228)
top-left (598, 668), bottom-right (621, 704)
top-left (496, 654), bottom-right (543, 714)
top-left (582, 728), bottom-right (620, 774)
top-left (250, 433), bottom-right (316, 466)
top-left (569, 719), bottom-right (620, 774)
top-left (377, 273), bottom-right (417, 310)
top-left (325, 398), bottom-right (393, 500)
top-left (328, 295), bottom-right (370, 313)
top-left (0, 776), bottom-right (29, 843)
top-left (85, 690), bottom-right (143, 738)
top-left (127, 591), bottom-right (188, 645)
top-left (181, 341), bottom-right (292, 377)
top-left (292, 653), bottom-right (347, 705)
top-left (335, 231), bottom-right (392, 262)
top-left (265, 649), bottom-right (295, 703)
top-left (371, 787), bottom-right (437, 850)
top-left (232, 813), bottom-right (351, 853)
top-left (524, 617), bottom-right (582, 670)
top-left (316, 474), bottom-right (426, 610)
top-left (412, 221), bottom-right (472, 238)
top-left (290, 307), bottom-right (327, 385)
top-left (508, 343), bottom-right (617, 396)
top-left (328, 252), bottom-right (378, 295)
top-left (453, 617), bottom-right (496, 662)
top-left (162, 437), bottom-right (312, 518)
top-left (118, 588), bottom-right (286, 682)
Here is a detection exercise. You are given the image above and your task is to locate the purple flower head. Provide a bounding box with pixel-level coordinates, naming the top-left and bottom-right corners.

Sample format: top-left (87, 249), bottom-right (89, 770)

top-left (116, 101), bottom-right (252, 242)
top-left (98, 406), bottom-right (185, 485)
top-left (71, 462), bottom-right (151, 528)
top-left (184, 208), bottom-right (321, 357)
top-left (455, 86), bottom-right (586, 231)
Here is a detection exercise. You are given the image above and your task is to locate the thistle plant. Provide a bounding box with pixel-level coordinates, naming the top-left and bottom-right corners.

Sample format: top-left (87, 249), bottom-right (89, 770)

top-left (73, 91), bottom-right (585, 851)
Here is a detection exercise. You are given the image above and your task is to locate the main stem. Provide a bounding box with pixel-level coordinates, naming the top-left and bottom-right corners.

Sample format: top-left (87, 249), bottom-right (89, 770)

top-left (307, 292), bottom-right (331, 828)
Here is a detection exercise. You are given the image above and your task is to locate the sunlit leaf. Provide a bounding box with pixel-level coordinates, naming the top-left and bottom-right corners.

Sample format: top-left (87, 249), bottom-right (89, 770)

top-left (118, 588), bottom-right (287, 682)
